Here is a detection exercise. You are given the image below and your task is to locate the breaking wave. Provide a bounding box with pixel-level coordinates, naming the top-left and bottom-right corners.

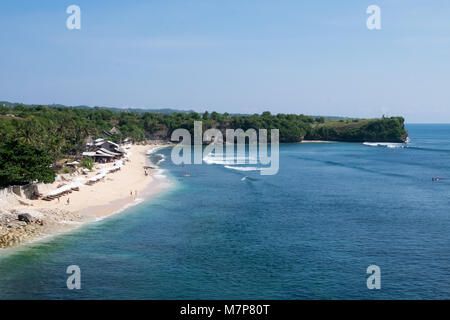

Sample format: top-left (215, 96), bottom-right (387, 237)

top-left (224, 166), bottom-right (261, 172)
top-left (154, 154), bottom-right (166, 165)
top-left (203, 152), bottom-right (271, 175)
top-left (203, 153), bottom-right (257, 165)
top-left (363, 142), bottom-right (405, 149)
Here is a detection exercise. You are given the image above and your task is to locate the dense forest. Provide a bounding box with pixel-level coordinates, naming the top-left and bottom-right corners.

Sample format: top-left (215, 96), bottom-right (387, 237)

top-left (0, 103), bottom-right (407, 187)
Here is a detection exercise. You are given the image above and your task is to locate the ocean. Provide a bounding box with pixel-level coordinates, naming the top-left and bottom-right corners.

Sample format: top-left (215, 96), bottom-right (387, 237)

top-left (0, 124), bottom-right (449, 299)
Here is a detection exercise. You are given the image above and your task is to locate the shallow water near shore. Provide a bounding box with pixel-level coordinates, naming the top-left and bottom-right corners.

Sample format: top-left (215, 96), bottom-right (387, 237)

top-left (1, 124), bottom-right (450, 299)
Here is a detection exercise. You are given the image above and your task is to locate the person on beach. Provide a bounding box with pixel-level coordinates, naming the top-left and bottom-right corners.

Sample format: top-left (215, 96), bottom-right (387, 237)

top-left (67, 198), bottom-right (70, 205)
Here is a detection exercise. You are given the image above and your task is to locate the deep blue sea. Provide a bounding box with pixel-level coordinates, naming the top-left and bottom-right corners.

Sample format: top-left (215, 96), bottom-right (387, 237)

top-left (0, 124), bottom-right (449, 299)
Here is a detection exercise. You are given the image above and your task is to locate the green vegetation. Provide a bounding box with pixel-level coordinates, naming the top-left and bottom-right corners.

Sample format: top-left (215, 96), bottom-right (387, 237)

top-left (81, 157), bottom-right (93, 171)
top-left (0, 103), bottom-right (407, 187)
top-left (307, 117), bottom-right (407, 142)
top-left (0, 139), bottom-right (55, 188)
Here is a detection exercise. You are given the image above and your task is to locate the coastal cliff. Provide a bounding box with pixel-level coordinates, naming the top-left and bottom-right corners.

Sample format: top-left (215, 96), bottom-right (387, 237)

top-left (0, 103), bottom-right (409, 149)
top-left (305, 117), bottom-right (408, 143)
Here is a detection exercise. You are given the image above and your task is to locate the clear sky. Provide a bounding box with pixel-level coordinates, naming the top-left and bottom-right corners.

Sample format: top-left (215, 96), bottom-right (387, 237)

top-left (1, 0), bottom-right (449, 123)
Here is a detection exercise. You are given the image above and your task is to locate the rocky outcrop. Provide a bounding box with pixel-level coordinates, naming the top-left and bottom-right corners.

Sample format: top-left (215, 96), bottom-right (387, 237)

top-left (0, 210), bottom-right (36, 247)
top-left (0, 208), bottom-right (83, 248)
top-left (18, 213), bottom-right (33, 223)
top-left (0, 221), bottom-right (41, 248)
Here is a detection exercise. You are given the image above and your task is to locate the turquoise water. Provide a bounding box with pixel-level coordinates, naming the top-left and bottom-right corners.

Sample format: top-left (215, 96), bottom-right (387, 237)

top-left (0, 124), bottom-right (449, 299)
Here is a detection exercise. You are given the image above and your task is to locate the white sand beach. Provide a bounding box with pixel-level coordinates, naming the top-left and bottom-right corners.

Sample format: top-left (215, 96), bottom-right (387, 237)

top-left (37, 145), bottom-right (169, 217)
top-left (0, 144), bottom-right (172, 248)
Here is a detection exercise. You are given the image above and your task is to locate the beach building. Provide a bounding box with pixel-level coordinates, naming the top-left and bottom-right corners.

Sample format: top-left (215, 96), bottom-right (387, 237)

top-left (109, 127), bottom-right (121, 135)
top-left (96, 140), bottom-right (120, 152)
top-left (82, 139), bottom-right (126, 163)
top-left (66, 160), bottom-right (80, 167)
top-left (85, 136), bottom-right (94, 150)
top-left (101, 127), bottom-right (122, 138)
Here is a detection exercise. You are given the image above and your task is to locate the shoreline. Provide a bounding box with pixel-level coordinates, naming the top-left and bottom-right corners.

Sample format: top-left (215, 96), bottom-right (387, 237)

top-left (0, 144), bottom-right (173, 251)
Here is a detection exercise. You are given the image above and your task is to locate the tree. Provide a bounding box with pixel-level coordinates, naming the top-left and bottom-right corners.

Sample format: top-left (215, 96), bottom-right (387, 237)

top-left (0, 140), bottom-right (55, 187)
top-left (0, 102), bottom-right (408, 175)
top-left (0, 104), bottom-right (8, 114)
top-left (210, 111), bottom-right (220, 121)
top-left (315, 116), bottom-right (325, 123)
top-left (81, 157), bottom-right (93, 171)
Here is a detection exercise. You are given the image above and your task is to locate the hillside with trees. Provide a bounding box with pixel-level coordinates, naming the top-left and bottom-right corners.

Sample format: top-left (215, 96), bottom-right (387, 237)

top-left (0, 103), bottom-right (407, 187)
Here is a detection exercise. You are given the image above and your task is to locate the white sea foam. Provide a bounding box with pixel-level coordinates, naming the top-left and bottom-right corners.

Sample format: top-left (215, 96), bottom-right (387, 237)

top-left (224, 166), bottom-right (261, 172)
top-left (146, 147), bottom-right (160, 155)
top-left (60, 220), bottom-right (83, 225)
top-left (363, 142), bottom-right (405, 149)
top-left (155, 154), bottom-right (166, 165)
top-left (203, 153), bottom-right (257, 165)
top-left (152, 168), bottom-right (167, 179)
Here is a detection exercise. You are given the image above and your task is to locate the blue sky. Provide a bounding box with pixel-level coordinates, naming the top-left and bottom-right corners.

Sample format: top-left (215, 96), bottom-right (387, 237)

top-left (1, 0), bottom-right (449, 122)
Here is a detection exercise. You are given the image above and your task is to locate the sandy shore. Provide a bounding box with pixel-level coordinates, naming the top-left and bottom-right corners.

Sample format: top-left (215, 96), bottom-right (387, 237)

top-left (0, 144), bottom-right (172, 249)
top-left (37, 145), bottom-right (170, 218)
